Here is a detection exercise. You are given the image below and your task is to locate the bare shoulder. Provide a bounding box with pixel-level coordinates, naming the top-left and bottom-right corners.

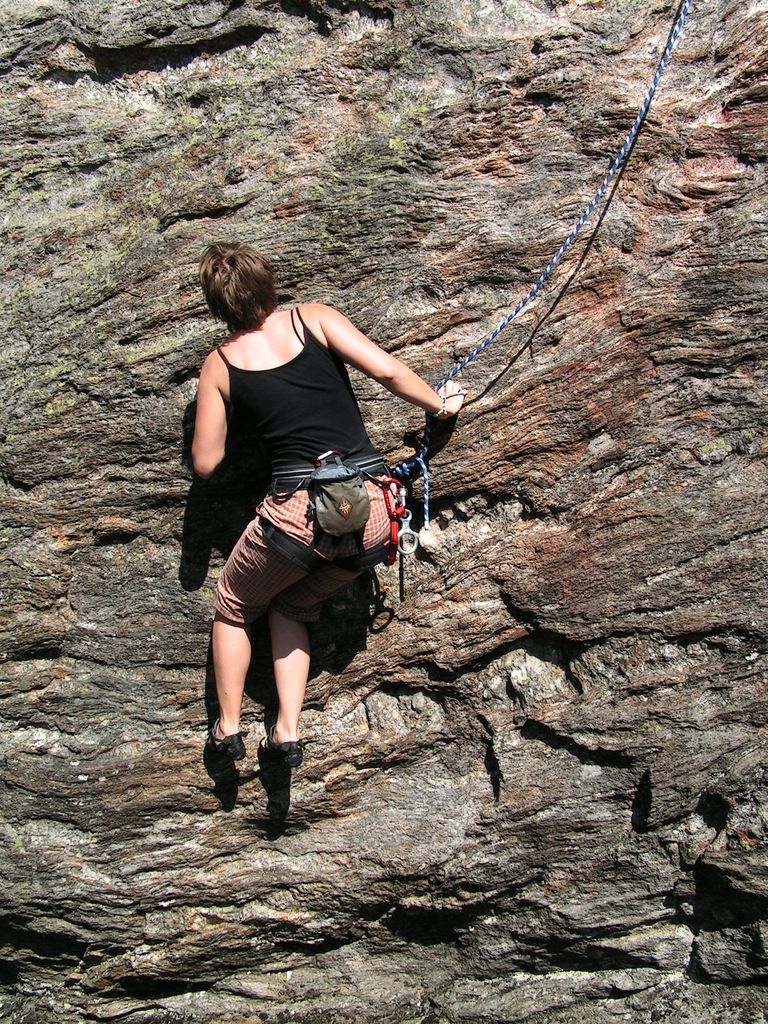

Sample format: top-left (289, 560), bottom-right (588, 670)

top-left (301, 303), bottom-right (357, 345)
top-left (199, 347), bottom-right (229, 390)
top-left (301, 302), bottom-right (337, 316)
top-left (201, 346), bottom-right (226, 371)
top-left (298, 302), bottom-right (334, 346)
top-left (298, 303), bottom-right (395, 380)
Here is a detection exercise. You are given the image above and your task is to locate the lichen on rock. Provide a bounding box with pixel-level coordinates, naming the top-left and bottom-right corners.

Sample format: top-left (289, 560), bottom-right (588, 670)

top-left (1, 0), bottom-right (767, 1021)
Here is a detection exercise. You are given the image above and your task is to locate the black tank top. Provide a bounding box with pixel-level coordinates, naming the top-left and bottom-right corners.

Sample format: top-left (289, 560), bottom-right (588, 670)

top-left (217, 308), bottom-right (380, 470)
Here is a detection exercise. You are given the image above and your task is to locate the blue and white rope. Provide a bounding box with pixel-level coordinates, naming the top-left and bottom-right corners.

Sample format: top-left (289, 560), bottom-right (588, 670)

top-left (393, 0), bottom-right (693, 527)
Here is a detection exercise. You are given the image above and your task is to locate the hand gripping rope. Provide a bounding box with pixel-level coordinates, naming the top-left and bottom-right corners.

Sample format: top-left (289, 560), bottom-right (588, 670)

top-left (392, 0), bottom-right (694, 532)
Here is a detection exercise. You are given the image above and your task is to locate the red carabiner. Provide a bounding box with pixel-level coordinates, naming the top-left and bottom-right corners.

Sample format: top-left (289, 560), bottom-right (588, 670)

top-left (379, 477), bottom-right (406, 566)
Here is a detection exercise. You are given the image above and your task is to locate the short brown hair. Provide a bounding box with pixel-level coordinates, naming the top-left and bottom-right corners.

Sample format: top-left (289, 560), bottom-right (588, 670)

top-left (199, 242), bottom-right (277, 333)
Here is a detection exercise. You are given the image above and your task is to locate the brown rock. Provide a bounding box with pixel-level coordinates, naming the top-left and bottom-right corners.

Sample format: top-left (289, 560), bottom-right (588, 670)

top-left (1, 0), bottom-right (767, 1021)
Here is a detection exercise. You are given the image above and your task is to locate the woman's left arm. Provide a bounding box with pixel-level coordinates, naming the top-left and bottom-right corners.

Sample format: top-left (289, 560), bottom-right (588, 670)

top-left (192, 353), bottom-right (229, 479)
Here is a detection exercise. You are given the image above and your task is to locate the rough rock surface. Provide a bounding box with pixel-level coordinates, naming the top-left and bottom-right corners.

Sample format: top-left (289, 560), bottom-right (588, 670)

top-left (1, 0), bottom-right (767, 1021)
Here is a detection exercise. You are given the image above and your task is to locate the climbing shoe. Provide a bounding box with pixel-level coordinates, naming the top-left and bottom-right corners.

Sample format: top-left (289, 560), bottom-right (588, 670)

top-left (208, 719), bottom-right (248, 761)
top-left (264, 725), bottom-right (304, 768)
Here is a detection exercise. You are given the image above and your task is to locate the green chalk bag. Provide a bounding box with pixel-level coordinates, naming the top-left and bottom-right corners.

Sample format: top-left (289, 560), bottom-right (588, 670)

top-left (309, 453), bottom-right (370, 536)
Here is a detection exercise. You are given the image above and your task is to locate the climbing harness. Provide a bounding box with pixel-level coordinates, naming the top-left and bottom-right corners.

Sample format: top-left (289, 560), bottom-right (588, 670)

top-left (393, 0), bottom-right (694, 530)
top-left (262, 457), bottom-right (418, 571)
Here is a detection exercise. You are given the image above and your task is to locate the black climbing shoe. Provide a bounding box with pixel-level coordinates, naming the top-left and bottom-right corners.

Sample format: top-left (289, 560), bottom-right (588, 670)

top-left (264, 725), bottom-right (304, 768)
top-left (208, 719), bottom-right (248, 761)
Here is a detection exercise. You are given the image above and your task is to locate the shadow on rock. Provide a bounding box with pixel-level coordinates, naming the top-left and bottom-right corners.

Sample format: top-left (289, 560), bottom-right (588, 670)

top-left (255, 743), bottom-right (294, 829)
top-left (399, 413), bottom-right (458, 486)
top-left (179, 399), bottom-right (271, 591)
top-left (202, 741), bottom-right (259, 812)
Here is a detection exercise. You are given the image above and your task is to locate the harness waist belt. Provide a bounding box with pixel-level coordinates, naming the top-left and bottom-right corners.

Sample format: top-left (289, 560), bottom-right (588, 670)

top-left (272, 454), bottom-right (388, 489)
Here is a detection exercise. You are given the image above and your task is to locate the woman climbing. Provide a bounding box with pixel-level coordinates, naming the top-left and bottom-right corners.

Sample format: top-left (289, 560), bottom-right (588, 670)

top-left (192, 242), bottom-right (465, 768)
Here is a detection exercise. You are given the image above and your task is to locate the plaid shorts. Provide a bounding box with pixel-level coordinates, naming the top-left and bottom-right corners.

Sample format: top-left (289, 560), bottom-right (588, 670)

top-left (214, 479), bottom-right (391, 624)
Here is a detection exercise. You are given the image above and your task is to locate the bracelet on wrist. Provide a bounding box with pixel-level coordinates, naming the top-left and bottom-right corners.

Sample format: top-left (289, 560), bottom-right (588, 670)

top-left (427, 394), bottom-right (448, 418)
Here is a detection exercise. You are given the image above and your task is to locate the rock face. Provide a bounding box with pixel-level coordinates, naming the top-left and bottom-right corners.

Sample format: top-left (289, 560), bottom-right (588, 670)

top-left (1, 0), bottom-right (766, 1021)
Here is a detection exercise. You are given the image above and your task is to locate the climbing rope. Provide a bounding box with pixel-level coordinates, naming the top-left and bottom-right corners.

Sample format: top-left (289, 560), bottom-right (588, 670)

top-left (393, 0), bottom-right (694, 529)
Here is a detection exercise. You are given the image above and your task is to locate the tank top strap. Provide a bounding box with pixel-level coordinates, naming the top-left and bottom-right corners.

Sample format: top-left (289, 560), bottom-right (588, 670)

top-left (294, 306), bottom-right (334, 359)
top-left (295, 306), bottom-right (309, 332)
top-left (290, 308), bottom-right (307, 346)
top-left (216, 345), bottom-right (232, 367)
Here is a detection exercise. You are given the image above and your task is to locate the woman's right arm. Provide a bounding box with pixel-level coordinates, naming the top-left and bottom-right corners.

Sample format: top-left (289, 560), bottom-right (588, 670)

top-left (191, 353), bottom-right (229, 479)
top-left (310, 304), bottom-right (465, 418)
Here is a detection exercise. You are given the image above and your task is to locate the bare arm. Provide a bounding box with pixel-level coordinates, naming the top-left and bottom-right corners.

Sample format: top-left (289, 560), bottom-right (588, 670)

top-left (191, 353), bottom-right (229, 479)
top-left (307, 304), bottom-right (464, 417)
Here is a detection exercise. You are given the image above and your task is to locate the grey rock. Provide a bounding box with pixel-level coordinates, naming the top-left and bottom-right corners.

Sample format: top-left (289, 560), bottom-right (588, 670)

top-left (1, 0), bottom-right (767, 1021)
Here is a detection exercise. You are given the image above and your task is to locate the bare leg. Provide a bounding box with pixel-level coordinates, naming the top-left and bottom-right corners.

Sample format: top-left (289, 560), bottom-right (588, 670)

top-left (268, 607), bottom-right (310, 743)
top-left (212, 612), bottom-right (251, 736)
